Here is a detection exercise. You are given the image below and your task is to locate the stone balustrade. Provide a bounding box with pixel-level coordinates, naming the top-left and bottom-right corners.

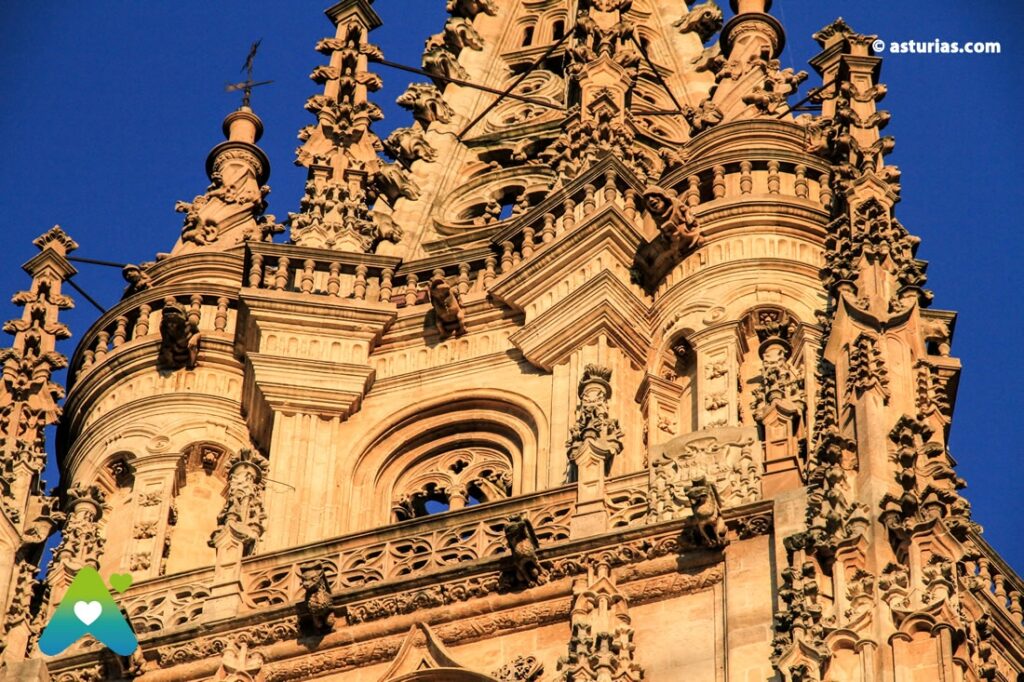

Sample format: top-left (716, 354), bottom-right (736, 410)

top-left (964, 531), bottom-right (1024, 632)
top-left (70, 288), bottom-right (240, 380)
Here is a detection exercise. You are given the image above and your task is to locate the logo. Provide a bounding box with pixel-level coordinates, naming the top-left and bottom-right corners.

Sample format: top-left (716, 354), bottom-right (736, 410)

top-left (38, 567), bottom-right (138, 656)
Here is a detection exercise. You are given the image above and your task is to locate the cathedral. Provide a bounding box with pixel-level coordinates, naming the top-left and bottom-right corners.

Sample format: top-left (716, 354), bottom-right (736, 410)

top-left (2, 0), bottom-right (1023, 680)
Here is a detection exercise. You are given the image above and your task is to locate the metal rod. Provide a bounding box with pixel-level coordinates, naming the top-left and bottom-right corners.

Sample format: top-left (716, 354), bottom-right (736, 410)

top-left (630, 35), bottom-right (685, 116)
top-left (66, 277), bottom-right (106, 314)
top-left (457, 30), bottom-right (573, 140)
top-left (68, 256), bottom-right (129, 269)
top-left (634, 109), bottom-right (686, 116)
top-left (370, 57), bottom-right (563, 110)
top-left (775, 77), bottom-right (838, 119)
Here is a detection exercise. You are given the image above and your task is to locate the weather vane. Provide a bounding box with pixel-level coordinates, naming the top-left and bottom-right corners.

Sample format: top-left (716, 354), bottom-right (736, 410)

top-left (225, 39), bottom-right (273, 108)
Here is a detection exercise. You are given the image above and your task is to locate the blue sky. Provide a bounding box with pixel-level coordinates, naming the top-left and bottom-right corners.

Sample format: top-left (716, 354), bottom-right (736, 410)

top-left (1, 2), bottom-right (1021, 570)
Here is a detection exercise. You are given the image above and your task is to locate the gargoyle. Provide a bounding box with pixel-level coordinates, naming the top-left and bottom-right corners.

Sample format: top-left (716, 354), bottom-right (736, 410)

top-left (397, 83), bottom-right (455, 126)
top-left (157, 300), bottom-right (200, 371)
top-left (446, 0), bottom-right (498, 20)
top-left (383, 127), bottom-right (438, 168)
top-left (673, 0), bottom-right (724, 43)
top-left (428, 276), bottom-right (467, 339)
top-left (504, 514), bottom-right (546, 587)
top-left (644, 185), bottom-right (703, 251)
top-left (685, 475), bottom-right (727, 548)
top-left (299, 561), bottom-right (335, 632)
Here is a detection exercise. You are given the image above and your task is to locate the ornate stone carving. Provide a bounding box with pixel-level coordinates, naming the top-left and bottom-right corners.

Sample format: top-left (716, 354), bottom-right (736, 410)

top-left (682, 98), bottom-right (724, 133)
top-left (673, 1), bottom-right (723, 43)
top-left (428, 275), bottom-right (467, 339)
top-left (648, 427), bottom-right (760, 521)
top-left (492, 656), bottom-right (544, 682)
top-left (684, 475), bottom-right (727, 548)
top-left (209, 449), bottom-right (269, 556)
top-left (447, 0), bottom-right (498, 19)
top-left (299, 560), bottom-right (335, 632)
top-left (567, 365), bottom-right (624, 475)
top-left (643, 185), bottom-right (702, 252)
top-left (847, 332), bottom-right (889, 403)
top-left (397, 83), bottom-right (455, 127)
top-left (431, 17), bottom-right (485, 53)
top-left (503, 514), bottom-right (546, 587)
top-left (174, 147), bottom-right (281, 253)
top-left (157, 300), bottom-right (200, 371)
top-left (382, 126), bottom-right (437, 168)
top-left (423, 45), bottom-right (469, 81)
top-left (557, 560), bottom-right (644, 682)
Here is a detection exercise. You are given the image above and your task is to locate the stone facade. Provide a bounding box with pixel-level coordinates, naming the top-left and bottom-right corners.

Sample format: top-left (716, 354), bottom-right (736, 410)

top-left (1, 1), bottom-right (1023, 681)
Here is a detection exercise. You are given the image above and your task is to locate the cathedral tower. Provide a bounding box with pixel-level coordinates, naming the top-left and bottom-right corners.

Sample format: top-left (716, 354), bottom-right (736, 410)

top-left (2, 1), bottom-right (1022, 681)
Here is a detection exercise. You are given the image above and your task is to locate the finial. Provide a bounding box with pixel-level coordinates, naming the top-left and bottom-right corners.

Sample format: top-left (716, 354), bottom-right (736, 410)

top-left (225, 40), bottom-right (273, 109)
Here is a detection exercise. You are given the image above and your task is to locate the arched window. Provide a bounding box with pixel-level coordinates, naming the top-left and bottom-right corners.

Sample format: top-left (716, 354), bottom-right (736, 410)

top-left (552, 19), bottom-right (565, 41)
top-left (392, 447), bottom-right (513, 521)
top-left (521, 24), bottom-right (535, 46)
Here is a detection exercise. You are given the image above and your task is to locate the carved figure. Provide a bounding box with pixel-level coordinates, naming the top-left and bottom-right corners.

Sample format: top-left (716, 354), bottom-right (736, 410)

top-left (299, 561), bottom-right (336, 632)
top-left (157, 301), bottom-right (199, 371)
top-left (382, 127), bottom-right (438, 168)
top-left (446, 0), bottom-right (498, 19)
top-left (121, 263), bottom-right (153, 293)
top-left (673, 1), bottom-right (724, 43)
top-left (504, 514), bottom-right (546, 587)
top-left (428, 276), bottom-right (467, 339)
top-left (643, 185), bottom-right (702, 250)
top-left (685, 475), bottom-right (727, 547)
top-left (397, 83), bottom-right (455, 126)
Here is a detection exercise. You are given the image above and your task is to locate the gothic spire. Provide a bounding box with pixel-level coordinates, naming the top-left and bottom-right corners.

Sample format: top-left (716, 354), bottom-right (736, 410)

top-left (289, 0), bottom-right (416, 253)
top-left (0, 227), bottom-right (75, 664)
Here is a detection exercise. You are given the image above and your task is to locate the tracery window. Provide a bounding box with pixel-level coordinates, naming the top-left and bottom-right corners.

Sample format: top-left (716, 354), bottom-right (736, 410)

top-left (391, 447), bottom-right (513, 522)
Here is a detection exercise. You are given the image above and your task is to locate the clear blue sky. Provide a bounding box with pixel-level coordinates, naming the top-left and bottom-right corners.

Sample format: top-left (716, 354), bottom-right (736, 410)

top-left (1, 2), bottom-right (1021, 570)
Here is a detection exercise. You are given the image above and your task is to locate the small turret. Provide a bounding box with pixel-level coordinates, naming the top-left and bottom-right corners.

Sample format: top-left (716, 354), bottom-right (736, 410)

top-left (170, 104), bottom-right (282, 256)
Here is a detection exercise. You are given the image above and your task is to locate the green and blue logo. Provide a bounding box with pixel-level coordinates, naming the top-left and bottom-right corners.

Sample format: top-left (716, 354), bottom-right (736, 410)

top-left (38, 567), bottom-right (138, 656)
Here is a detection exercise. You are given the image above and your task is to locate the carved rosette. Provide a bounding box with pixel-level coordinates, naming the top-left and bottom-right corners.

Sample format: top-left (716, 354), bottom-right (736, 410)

top-left (209, 449), bottom-right (269, 556)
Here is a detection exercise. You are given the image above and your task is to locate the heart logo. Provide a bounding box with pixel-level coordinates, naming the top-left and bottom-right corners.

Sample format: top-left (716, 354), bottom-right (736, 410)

top-left (109, 574), bottom-right (133, 593)
top-left (73, 601), bottom-right (102, 626)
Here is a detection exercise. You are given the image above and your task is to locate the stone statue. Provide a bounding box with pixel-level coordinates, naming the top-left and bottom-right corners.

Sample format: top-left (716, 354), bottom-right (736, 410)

top-left (643, 185), bottom-right (702, 251)
top-left (428, 276), bottom-right (467, 339)
top-left (504, 514), bottom-right (546, 587)
top-left (685, 475), bottom-right (727, 548)
top-left (157, 301), bottom-right (200, 371)
top-left (299, 561), bottom-right (335, 632)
